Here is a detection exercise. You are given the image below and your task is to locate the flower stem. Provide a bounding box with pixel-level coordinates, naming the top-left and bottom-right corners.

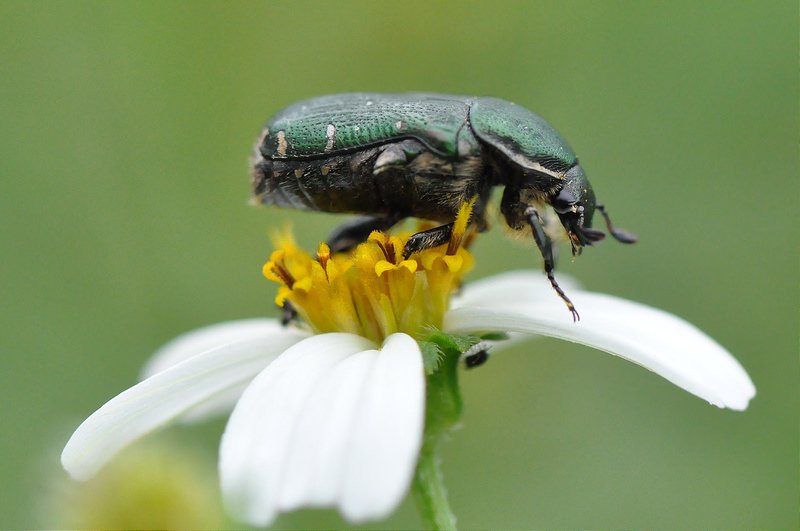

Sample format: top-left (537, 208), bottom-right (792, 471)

top-left (413, 335), bottom-right (464, 530)
top-left (413, 436), bottom-right (456, 530)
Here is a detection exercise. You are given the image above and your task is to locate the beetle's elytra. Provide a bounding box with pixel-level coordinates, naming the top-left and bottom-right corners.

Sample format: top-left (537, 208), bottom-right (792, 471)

top-left (251, 93), bottom-right (636, 320)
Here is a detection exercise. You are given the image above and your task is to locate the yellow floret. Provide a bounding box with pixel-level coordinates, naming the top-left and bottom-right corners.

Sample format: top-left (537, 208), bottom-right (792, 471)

top-left (262, 197), bottom-right (478, 343)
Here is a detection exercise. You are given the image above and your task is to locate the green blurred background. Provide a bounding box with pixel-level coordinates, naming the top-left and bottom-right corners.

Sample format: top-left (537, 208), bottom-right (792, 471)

top-left (1, 1), bottom-right (796, 528)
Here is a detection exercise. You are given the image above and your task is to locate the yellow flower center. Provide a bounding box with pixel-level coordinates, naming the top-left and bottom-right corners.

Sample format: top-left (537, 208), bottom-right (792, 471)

top-left (263, 198), bottom-right (477, 343)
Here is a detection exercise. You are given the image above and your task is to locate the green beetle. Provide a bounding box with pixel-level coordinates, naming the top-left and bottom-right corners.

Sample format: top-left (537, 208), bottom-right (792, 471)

top-left (251, 93), bottom-right (636, 320)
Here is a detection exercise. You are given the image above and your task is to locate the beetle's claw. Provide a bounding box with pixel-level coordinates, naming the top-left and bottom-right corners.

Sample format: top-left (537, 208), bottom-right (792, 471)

top-left (563, 296), bottom-right (580, 322)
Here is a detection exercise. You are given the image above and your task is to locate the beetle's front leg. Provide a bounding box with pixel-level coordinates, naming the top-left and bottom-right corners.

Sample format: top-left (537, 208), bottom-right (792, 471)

top-left (525, 205), bottom-right (580, 322)
top-left (327, 214), bottom-right (404, 253)
top-left (402, 223), bottom-right (454, 259)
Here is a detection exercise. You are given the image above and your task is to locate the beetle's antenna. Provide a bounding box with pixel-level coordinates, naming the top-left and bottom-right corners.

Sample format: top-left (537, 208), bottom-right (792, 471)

top-left (526, 206), bottom-right (580, 322)
top-left (596, 204), bottom-right (638, 244)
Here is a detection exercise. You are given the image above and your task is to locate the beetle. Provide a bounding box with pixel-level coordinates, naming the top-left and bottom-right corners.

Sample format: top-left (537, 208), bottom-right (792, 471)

top-left (251, 93), bottom-right (636, 320)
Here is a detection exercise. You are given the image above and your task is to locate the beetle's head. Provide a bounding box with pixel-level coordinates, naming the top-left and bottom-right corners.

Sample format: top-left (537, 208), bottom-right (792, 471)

top-left (551, 164), bottom-right (606, 254)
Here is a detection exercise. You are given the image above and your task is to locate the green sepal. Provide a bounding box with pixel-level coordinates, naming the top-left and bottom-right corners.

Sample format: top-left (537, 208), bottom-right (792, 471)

top-left (421, 327), bottom-right (481, 359)
top-left (418, 340), bottom-right (444, 376)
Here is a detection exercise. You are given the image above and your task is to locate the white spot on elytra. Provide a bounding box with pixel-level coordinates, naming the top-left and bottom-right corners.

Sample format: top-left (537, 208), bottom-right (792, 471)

top-left (276, 130), bottom-right (288, 156)
top-left (395, 120), bottom-right (405, 130)
top-left (325, 124), bottom-right (336, 152)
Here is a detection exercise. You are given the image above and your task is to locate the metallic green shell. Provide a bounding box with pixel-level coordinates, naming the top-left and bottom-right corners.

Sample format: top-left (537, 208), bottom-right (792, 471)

top-left (260, 93), bottom-right (578, 174)
top-left (261, 93), bottom-right (479, 160)
top-left (469, 98), bottom-right (577, 172)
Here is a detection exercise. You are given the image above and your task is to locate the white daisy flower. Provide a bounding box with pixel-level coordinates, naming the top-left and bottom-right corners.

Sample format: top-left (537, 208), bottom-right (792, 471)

top-left (61, 201), bottom-right (754, 527)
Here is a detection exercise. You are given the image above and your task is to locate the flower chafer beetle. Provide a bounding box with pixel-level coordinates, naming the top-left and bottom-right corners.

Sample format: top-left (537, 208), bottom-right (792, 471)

top-left (251, 93), bottom-right (636, 320)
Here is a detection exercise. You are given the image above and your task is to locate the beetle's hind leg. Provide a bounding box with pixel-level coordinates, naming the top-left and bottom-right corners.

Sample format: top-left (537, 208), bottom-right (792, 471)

top-left (327, 214), bottom-right (403, 253)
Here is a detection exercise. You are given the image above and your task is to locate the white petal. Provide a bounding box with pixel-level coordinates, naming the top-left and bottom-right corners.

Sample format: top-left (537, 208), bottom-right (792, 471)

top-left (61, 326), bottom-right (307, 481)
top-left (445, 293), bottom-right (755, 410)
top-left (177, 383), bottom-right (250, 423)
top-left (220, 333), bottom-right (425, 526)
top-left (451, 271), bottom-right (576, 354)
top-left (278, 349), bottom-right (376, 509)
top-left (338, 333), bottom-right (425, 522)
top-left (219, 333), bottom-right (373, 524)
top-left (140, 319), bottom-right (300, 423)
top-left (452, 270), bottom-right (580, 309)
top-left (141, 319), bottom-right (288, 378)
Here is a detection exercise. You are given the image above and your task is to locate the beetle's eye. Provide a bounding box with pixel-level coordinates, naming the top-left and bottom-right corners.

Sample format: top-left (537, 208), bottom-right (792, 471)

top-left (552, 188), bottom-right (577, 213)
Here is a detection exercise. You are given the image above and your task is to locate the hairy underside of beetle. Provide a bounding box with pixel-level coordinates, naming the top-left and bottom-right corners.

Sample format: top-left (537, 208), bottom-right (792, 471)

top-left (251, 140), bottom-right (489, 224)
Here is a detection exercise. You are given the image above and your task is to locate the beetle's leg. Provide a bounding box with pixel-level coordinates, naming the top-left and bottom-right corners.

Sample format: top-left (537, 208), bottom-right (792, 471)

top-left (402, 223), bottom-right (454, 259)
top-left (471, 190), bottom-right (492, 233)
top-left (373, 141), bottom-right (421, 174)
top-left (526, 206), bottom-right (580, 322)
top-left (463, 341), bottom-right (491, 369)
top-left (326, 214), bottom-right (403, 253)
top-left (279, 300), bottom-right (298, 326)
top-left (595, 204), bottom-right (638, 244)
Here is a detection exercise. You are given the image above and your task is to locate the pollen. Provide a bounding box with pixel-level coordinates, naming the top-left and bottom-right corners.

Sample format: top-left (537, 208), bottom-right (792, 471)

top-left (263, 199), bottom-right (477, 343)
